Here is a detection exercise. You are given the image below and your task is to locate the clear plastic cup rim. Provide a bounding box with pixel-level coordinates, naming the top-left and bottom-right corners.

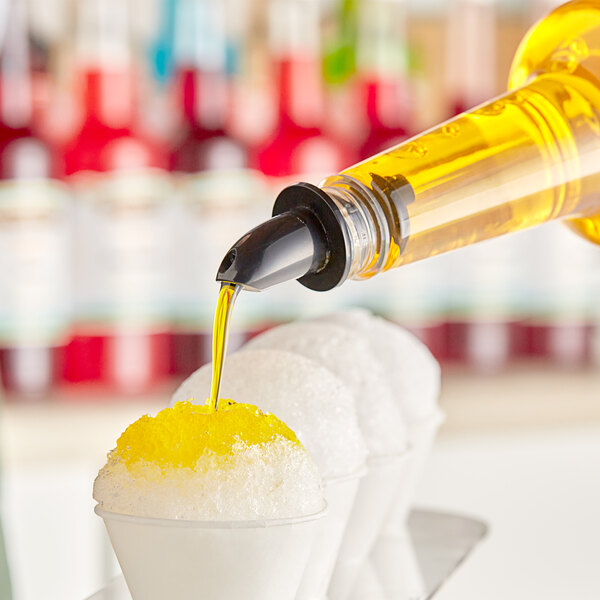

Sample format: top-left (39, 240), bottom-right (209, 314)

top-left (323, 464), bottom-right (368, 488)
top-left (95, 503), bottom-right (328, 530)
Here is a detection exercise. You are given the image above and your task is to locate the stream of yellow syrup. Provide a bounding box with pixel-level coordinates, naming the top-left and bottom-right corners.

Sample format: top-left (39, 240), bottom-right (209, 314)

top-left (209, 282), bottom-right (241, 411)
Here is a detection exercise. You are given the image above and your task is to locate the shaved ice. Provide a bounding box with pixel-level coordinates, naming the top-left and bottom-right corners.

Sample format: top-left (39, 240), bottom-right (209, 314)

top-left (172, 349), bottom-right (368, 480)
top-left (320, 310), bottom-right (441, 424)
top-left (93, 401), bottom-right (325, 520)
top-left (245, 321), bottom-right (407, 456)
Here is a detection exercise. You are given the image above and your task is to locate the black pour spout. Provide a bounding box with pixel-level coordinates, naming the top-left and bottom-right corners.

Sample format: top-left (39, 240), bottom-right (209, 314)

top-left (217, 183), bottom-right (351, 292)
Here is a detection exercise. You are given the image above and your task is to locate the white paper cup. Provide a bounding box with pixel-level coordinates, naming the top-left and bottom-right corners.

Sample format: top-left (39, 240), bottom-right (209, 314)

top-left (383, 410), bottom-right (445, 535)
top-left (327, 452), bottom-right (412, 600)
top-left (348, 559), bottom-right (386, 600)
top-left (96, 505), bottom-right (326, 600)
top-left (296, 467), bottom-right (365, 600)
top-left (371, 529), bottom-right (426, 598)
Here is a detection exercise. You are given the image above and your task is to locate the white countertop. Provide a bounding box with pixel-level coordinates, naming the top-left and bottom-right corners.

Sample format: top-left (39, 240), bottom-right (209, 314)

top-left (417, 425), bottom-right (600, 600)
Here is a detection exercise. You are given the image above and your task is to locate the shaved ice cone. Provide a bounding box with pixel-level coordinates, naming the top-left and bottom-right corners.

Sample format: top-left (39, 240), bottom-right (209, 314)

top-left (93, 401), bottom-right (326, 600)
top-left (297, 467), bottom-right (366, 600)
top-left (97, 507), bottom-right (325, 600)
top-left (383, 411), bottom-right (444, 535)
top-left (327, 451), bottom-right (413, 600)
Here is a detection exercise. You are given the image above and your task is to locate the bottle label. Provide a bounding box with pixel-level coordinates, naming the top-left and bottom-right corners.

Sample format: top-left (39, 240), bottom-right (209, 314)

top-left (0, 180), bottom-right (70, 345)
top-left (73, 169), bottom-right (174, 331)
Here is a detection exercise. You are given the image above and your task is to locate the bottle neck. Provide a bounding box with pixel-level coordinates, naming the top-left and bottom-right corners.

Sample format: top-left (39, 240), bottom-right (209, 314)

top-left (445, 0), bottom-right (497, 114)
top-left (74, 0), bottom-right (135, 128)
top-left (357, 1), bottom-right (408, 76)
top-left (0, 0), bottom-right (33, 130)
top-left (270, 0), bottom-right (325, 128)
top-left (174, 0), bottom-right (229, 130)
top-left (362, 79), bottom-right (409, 132)
top-left (276, 56), bottom-right (324, 128)
top-left (174, 0), bottom-right (227, 72)
top-left (322, 0), bottom-right (358, 86)
top-left (321, 70), bottom-right (600, 280)
top-left (319, 179), bottom-right (389, 281)
top-left (177, 68), bottom-right (228, 131)
top-left (0, 76), bottom-right (33, 132)
top-left (77, 69), bottom-right (135, 129)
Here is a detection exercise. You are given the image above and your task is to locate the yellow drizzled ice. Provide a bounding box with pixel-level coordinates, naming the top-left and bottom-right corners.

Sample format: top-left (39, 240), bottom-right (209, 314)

top-left (110, 401), bottom-right (301, 470)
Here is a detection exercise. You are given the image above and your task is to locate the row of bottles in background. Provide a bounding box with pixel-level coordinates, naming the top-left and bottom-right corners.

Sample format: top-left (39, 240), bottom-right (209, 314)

top-left (0, 0), bottom-right (594, 399)
top-left (3, 171), bottom-right (600, 397)
top-left (0, 0), bottom-right (568, 179)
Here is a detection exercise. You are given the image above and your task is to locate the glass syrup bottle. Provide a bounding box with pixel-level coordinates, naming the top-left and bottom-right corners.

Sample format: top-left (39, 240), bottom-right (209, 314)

top-left (217, 0), bottom-right (600, 319)
top-left (253, 0), bottom-right (351, 178)
top-left (62, 0), bottom-right (170, 393)
top-left (62, 0), bottom-right (166, 175)
top-left (169, 0), bottom-right (247, 173)
top-left (0, 0), bottom-right (65, 398)
top-left (355, 0), bottom-right (412, 160)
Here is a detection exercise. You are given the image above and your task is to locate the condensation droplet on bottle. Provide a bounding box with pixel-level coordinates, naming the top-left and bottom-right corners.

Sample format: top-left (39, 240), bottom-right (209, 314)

top-left (569, 37), bottom-right (588, 58)
top-left (550, 37), bottom-right (588, 74)
top-left (512, 91), bottom-right (525, 103)
top-left (394, 142), bottom-right (428, 158)
top-left (441, 124), bottom-right (460, 137)
top-left (474, 101), bottom-right (505, 117)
